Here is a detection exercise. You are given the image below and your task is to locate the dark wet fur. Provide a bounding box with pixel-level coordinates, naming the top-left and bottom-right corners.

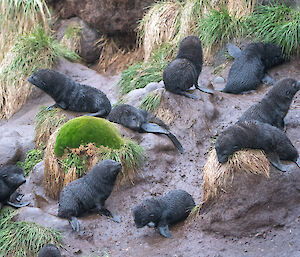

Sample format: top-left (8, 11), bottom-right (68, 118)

top-left (223, 43), bottom-right (286, 94)
top-left (163, 36), bottom-right (203, 95)
top-left (238, 78), bottom-right (300, 129)
top-left (132, 189), bottom-right (195, 236)
top-left (58, 160), bottom-right (121, 219)
top-left (38, 244), bottom-right (61, 257)
top-left (108, 104), bottom-right (184, 153)
top-left (0, 165), bottom-right (26, 207)
top-left (215, 120), bottom-right (299, 163)
top-left (28, 69), bottom-right (111, 117)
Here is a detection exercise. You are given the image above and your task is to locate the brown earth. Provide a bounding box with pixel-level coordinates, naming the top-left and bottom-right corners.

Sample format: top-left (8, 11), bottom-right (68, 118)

top-left (1, 57), bottom-right (300, 257)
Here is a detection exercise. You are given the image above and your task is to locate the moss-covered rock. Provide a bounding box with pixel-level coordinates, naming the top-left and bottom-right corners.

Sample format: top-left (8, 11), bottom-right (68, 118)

top-left (54, 116), bottom-right (123, 156)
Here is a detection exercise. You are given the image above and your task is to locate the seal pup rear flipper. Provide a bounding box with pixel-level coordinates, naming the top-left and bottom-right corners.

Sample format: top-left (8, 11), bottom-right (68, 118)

top-left (85, 109), bottom-right (109, 118)
top-left (261, 74), bottom-right (275, 86)
top-left (266, 152), bottom-right (287, 172)
top-left (195, 84), bottom-right (215, 94)
top-left (226, 43), bottom-right (242, 59)
top-left (179, 91), bottom-right (199, 99)
top-left (141, 123), bottom-right (184, 154)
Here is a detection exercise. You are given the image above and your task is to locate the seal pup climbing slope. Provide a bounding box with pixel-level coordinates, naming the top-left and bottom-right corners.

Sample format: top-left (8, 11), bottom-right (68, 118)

top-left (238, 78), bottom-right (300, 129)
top-left (215, 120), bottom-right (300, 172)
top-left (28, 69), bottom-right (111, 117)
top-left (108, 104), bottom-right (184, 154)
top-left (58, 159), bottom-right (122, 231)
top-left (163, 36), bottom-right (214, 99)
top-left (132, 189), bottom-right (195, 238)
top-left (222, 42), bottom-right (286, 94)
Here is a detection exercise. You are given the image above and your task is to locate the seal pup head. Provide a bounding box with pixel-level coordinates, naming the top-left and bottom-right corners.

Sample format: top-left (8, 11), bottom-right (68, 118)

top-left (132, 198), bottom-right (162, 228)
top-left (90, 159), bottom-right (122, 182)
top-left (0, 165), bottom-right (26, 190)
top-left (268, 78), bottom-right (300, 100)
top-left (215, 128), bottom-right (242, 163)
top-left (27, 69), bottom-right (54, 90)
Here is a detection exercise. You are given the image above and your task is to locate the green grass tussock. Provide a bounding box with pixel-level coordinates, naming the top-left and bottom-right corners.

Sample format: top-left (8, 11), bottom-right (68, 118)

top-left (17, 147), bottom-right (44, 176)
top-left (118, 44), bottom-right (174, 95)
top-left (54, 116), bottom-right (123, 157)
top-left (35, 106), bottom-right (67, 147)
top-left (247, 3), bottom-right (300, 56)
top-left (139, 90), bottom-right (162, 113)
top-left (0, 207), bottom-right (62, 257)
top-left (196, 8), bottom-right (248, 51)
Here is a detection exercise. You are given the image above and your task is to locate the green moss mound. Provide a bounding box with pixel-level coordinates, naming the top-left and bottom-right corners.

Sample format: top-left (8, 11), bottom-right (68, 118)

top-left (54, 116), bottom-right (123, 157)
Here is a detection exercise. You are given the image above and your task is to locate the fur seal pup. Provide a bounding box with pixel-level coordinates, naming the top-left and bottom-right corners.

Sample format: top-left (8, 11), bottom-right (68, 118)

top-left (38, 244), bottom-right (61, 257)
top-left (107, 104), bottom-right (184, 154)
top-left (238, 78), bottom-right (300, 130)
top-left (58, 159), bottom-right (122, 231)
top-left (215, 120), bottom-right (300, 172)
top-left (222, 42), bottom-right (286, 94)
top-left (0, 165), bottom-right (29, 208)
top-left (28, 69), bottom-right (111, 117)
top-left (132, 189), bottom-right (195, 238)
top-left (163, 36), bottom-right (214, 99)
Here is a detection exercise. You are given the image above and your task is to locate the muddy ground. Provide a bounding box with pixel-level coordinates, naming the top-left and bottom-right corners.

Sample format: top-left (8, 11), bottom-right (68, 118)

top-left (0, 57), bottom-right (299, 257)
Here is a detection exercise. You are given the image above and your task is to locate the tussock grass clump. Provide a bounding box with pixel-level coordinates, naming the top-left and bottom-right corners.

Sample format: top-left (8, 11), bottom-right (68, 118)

top-left (17, 148), bottom-right (44, 176)
top-left (0, 207), bottom-right (62, 257)
top-left (0, 25), bottom-right (80, 120)
top-left (118, 44), bottom-right (174, 95)
top-left (247, 3), bottom-right (300, 56)
top-left (196, 8), bottom-right (248, 59)
top-left (35, 106), bottom-right (67, 147)
top-left (44, 126), bottom-right (145, 199)
top-left (139, 90), bottom-right (162, 113)
top-left (202, 149), bottom-right (270, 203)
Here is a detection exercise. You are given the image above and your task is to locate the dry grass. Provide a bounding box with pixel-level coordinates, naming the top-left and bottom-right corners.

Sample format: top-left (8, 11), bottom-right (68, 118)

top-left (35, 106), bottom-right (67, 147)
top-left (138, 1), bottom-right (182, 61)
top-left (44, 130), bottom-right (144, 200)
top-left (97, 35), bottom-right (143, 74)
top-left (202, 148), bottom-right (270, 203)
top-left (227, 0), bottom-right (256, 18)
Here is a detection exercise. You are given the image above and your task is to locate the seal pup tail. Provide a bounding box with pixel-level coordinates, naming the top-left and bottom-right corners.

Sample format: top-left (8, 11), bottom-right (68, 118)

top-left (141, 123), bottom-right (184, 154)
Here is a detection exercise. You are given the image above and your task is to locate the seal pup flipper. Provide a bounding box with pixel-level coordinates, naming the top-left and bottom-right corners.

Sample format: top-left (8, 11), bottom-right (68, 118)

top-left (141, 123), bottom-right (184, 154)
top-left (226, 43), bottom-right (242, 59)
top-left (147, 221), bottom-right (156, 228)
top-left (166, 133), bottom-right (184, 154)
top-left (85, 109), bottom-right (108, 118)
top-left (158, 225), bottom-right (171, 238)
top-left (46, 103), bottom-right (59, 111)
top-left (97, 205), bottom-right (121, 223)
top-left (261, 74), bottom-right (275, 86)
top-left (294, 157), bottom-right (300, 169)
top-left (178, 91), bottom-right (199, 99)
top-left (266, 153), bottom-right (287, 172)
top-left (70, 216), bottom-right (80, 232)
top-left (195, 84), bottom-right (215, 94)
top-left (7, 200), bottom-right (30, 208)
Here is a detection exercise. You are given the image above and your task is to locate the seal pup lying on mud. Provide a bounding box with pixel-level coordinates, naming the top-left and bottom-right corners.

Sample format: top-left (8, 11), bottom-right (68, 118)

top-left (38, 244), bottom-right (61, 257)
top-left (222, 42), bottom-right (286, 94)
top-left (28, 69), bottom-right (111, 117)
top-left (132, 189), bottom-right (195, 238)
top-left (0, 165), bottom-right (29, 209)
top-left (163, 35), bottom-right (214, 99)
top-left (108, 104), bottom-right (184, 153)
top-left (238, 78), bottom-right (300, 130)
top-left (215, 120), bottom-right (300, 172)
top-left (58, 159), bottom-right (122, 231)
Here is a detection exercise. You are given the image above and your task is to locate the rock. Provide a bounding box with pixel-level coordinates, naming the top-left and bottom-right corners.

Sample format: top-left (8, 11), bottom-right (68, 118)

top-left (56, 17), bottom-right (102, 63)
top-left (22, 161), bottom-right (54, 210)
top-left (214, 77), bottom-right (225, 84)
top-left (15, 207), bottom-right (69, 230)
top-left (124, 88), bottom-right (147, 107)
top-left (48, 0), bottom-right (156, 35)
top-left (199, 165), bottom-right (300, 237)
top-left (144, 82), bottom-right (164, 93)
top-left (0, 131), bottom-right (23, 165)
